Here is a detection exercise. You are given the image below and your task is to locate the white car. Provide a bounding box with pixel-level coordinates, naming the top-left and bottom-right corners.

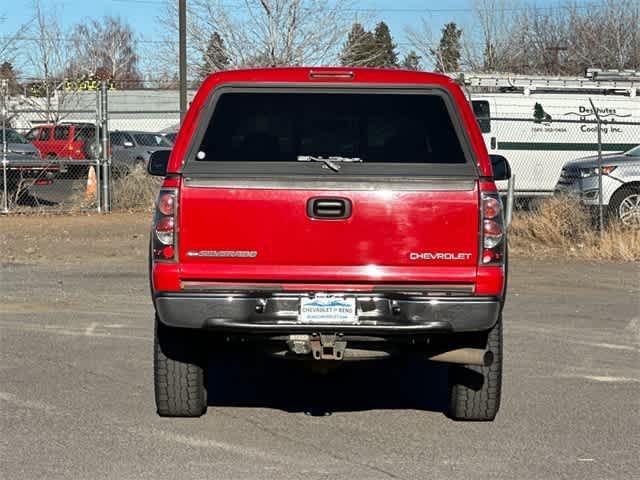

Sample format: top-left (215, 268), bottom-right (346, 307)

top-left (555, 145), bottom-right (640, 226)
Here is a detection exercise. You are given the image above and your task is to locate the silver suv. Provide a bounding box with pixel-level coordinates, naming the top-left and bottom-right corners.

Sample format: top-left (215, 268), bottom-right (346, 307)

top-left (109, 131), bottom-right (172, 176)
top-left (556, 145), bottom-right (640, 227)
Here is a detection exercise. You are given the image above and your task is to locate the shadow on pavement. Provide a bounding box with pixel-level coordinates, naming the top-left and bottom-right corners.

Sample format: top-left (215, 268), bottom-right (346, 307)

top-left (206, 351), bottom-right (449, 416)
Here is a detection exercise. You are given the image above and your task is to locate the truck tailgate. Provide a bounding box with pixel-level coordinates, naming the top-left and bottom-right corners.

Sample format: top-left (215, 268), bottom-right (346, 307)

top-left (178, 182), bottom-right (479, 285)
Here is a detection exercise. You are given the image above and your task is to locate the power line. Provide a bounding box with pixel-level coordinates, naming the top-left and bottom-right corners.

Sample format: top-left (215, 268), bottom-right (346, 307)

top-left (0, 35), bottom-right (482, 48)
top-left (0, 35), bottom-right (168, 45)
top-left (109, 0), bottom-right (639, 14)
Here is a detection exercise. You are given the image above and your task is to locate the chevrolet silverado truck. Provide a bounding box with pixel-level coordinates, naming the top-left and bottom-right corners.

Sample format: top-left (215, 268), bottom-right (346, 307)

top-left (147, 68), bottom-right (512, 421)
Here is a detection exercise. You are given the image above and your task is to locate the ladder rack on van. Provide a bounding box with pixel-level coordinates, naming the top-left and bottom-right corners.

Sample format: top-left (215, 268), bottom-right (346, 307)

top-left (459, 70), bottom-right (640, 97)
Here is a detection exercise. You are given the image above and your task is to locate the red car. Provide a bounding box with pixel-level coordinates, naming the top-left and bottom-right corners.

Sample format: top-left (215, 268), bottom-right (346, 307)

top-left (25, 123), bottom-right (99, 162)
top-left (147, 68), bottom-right (512, 421)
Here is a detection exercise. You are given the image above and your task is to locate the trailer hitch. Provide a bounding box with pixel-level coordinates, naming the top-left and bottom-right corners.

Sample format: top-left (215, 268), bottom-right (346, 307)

top-left (309, 333), bottom-right (347, 360)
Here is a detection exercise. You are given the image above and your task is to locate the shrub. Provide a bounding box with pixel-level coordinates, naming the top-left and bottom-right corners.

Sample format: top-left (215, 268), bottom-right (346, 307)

top-left (111, 166), bottom-right (161, 211)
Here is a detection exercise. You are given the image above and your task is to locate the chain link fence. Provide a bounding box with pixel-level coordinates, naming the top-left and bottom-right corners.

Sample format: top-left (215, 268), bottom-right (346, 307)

top-left (484, 116), bottom-right (640, 228)
top-left (2, 81), bottom-right (639, 228)
top-left (1, 81), bottom-right (177, 213)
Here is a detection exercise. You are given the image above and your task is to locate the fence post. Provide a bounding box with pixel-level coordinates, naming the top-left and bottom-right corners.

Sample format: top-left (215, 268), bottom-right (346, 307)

top-left (95, 86), bottom-right (102, 213)
top-left (1, 79), bottom-right (8, 214)
top-left (588, 98), bottom-right (604, 235)
top-left (100, 81), bottom-right (111, 212)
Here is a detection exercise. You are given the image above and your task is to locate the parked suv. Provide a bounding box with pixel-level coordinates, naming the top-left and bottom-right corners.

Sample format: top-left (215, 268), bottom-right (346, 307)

top-left (25, 123), bottom-right (100, 176)
top-left (147, 68), bottom-right (511, 421)
top-left (555, 145), bottom-right (640, 227)
top-left (110, 130), bottom-right (172, 176)
top-left (25, 123), bottom-right (99, 160)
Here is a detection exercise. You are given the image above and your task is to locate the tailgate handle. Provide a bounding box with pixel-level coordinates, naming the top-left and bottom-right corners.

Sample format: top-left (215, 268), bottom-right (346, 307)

top-left (308, 197), bottom-right (351, 219)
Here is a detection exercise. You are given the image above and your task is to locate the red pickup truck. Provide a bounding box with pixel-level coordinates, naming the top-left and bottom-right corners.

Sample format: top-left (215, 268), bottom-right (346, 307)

top-left (147, 68), bottom-right (512, 421)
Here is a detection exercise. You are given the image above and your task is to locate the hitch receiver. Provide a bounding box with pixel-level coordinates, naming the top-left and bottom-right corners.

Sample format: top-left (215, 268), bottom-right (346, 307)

top-left (310, 334), bottom-right (347, 360)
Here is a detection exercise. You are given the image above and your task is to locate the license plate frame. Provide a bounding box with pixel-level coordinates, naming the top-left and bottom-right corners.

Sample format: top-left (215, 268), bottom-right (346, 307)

top-left (298, 295), bottom-right (357, 324)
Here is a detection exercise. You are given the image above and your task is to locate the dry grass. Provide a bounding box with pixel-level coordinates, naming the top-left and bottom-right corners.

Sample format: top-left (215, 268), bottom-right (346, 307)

top-left (111, 166), bottom-right (161, 212)
top-left (509, 196), bottom-right (640, 262)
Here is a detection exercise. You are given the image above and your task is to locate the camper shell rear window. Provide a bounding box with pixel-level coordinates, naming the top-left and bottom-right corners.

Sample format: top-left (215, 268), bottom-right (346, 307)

top-left (183, 86), bottom-right (478, 177)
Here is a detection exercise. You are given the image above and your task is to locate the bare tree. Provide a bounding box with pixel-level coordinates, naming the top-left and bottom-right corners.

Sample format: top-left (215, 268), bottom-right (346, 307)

top-left (460, 0), bottom-right (640, 75)
top-left (405, 18), bottom-right (440, 70)
top-left (20, 1), bottom-right (77, 122)
top-left (68, 16), bottom-right (142, 88)
top-left (153, 0), bottom-right (355, 80)
top-left (466, 0), bottom-right (525, 72)
top-left (510, 5), bottom-right (570, 74)
top-left (0, 13), bottom-right (32, 63)
top-left (566, 0), bottom-right (640, 73)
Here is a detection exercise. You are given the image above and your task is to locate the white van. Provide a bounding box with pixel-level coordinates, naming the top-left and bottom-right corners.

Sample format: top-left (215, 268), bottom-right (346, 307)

top-left (467, 74), bottom-right (640, 196)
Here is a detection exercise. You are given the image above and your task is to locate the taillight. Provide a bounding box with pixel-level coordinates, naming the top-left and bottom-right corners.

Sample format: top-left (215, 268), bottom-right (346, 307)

top-left (153, 189), bottom-right (177, 261)
top-left (480, 192), bottom-right (505, 265)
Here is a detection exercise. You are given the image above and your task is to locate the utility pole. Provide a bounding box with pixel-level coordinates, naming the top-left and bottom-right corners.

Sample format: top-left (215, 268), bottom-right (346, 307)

top-left (1, 79), bottom-right (8, 213)
top-left (179, 0), bottom-right (187, 122)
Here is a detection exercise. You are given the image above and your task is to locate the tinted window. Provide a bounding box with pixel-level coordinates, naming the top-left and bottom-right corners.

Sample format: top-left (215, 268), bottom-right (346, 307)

top-left (25, 128), bottom-right (39, 141)
top-left (133, 133), bottom-right (171, 147)
top-left (74, 126), bottom-right (97, 141)
top-left (40, 128), bottom-right (51, 141)
top-left (197, 93), bottom-right (467, 164)
top-left (110, 132), bottom-right (125, 146)
top-left (54, 126), bottom-right (70, 140)
top-left (472, 100), bottom-right (491, 133)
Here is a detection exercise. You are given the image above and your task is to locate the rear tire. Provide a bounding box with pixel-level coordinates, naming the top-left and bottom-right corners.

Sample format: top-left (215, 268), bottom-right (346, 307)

top-left (608, 185), bottom-right (640, 228)
top-left (447, 316), bottom-right (502, 421)
top-left (154, 316), bottom-right (207, 417)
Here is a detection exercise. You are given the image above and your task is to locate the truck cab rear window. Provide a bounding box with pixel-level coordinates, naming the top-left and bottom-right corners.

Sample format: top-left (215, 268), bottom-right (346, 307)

top-left (196, 92), bottom-right (467, 164)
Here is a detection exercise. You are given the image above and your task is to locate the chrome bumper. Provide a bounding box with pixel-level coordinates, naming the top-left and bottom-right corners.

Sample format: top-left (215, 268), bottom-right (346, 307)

top-left (154, 293), bottom-right (501, 334)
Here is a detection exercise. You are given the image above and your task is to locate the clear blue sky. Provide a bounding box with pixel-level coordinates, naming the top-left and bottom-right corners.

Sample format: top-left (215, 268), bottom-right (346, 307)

top-left (1, 0), bottom-right (482, 41)
top-left (1, 0), bottom-right (591, 73)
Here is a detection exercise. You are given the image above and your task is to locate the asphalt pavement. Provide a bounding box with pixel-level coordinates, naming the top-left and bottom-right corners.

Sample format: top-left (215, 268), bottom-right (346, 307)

top-left (1, 256), bottom-right (638, 479)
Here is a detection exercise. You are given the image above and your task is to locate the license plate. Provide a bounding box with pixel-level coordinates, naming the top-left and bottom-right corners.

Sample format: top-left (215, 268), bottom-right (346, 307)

top-left (298, 296), bottom-right (357, 324)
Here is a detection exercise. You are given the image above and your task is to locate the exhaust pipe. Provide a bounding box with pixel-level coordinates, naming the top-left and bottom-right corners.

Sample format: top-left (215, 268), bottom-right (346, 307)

top-left (428, 348), bottom-right (493, 366)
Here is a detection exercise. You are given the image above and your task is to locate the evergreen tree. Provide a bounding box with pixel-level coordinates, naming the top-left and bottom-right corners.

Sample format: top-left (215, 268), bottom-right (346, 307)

top-left (431, 22), bottom-right (462, 73)
top-left (340, 23), bottom-right (376, 67)
top-left (401, 51), bottom-right (421, 71)
top-left (0, 61), bottom-right (20, 94)
top-left (372, 22), bottom-right (398, 68)
top-left (199, 32), bottom-right (230, 79)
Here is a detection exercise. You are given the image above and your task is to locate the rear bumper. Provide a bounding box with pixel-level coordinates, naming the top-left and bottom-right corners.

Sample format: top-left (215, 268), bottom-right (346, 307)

top-left (154, 293), bottom-right (501, 334)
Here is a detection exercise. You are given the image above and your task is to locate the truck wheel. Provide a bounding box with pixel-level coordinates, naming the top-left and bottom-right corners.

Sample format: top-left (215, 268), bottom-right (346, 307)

top-left (608, 186), bottom-right (640, 227)
top-left (154, 316), bottom-right (207, 417)
top-left (447, 316), bottom-right (502, 421)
